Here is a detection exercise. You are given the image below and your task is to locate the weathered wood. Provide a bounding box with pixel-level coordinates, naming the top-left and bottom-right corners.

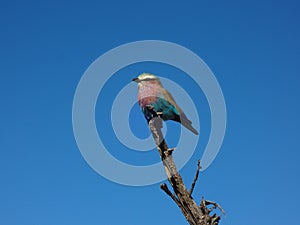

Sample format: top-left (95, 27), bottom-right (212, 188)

top-left (147, 108), bottom-right (222, 225)
top-left (189, 160), bottom-right (201, 196)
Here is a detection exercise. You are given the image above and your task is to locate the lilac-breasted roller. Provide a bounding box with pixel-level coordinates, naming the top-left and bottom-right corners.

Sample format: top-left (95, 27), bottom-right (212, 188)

top-left (132, 73), bottom-right (199, 135)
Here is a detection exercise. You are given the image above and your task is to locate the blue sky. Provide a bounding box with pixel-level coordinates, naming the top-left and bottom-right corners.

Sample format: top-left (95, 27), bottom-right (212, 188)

top-left (1, 1), bottom-right (300, 225)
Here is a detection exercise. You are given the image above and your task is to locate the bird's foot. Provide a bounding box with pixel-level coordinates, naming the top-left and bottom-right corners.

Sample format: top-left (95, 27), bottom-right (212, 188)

top-left (156, 112), bottom-right (163, 117)
top-left (167, 148), bottom-right (176, 152)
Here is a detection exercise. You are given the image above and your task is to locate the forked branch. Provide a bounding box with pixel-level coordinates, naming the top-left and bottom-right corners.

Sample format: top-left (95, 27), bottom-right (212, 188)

top-left (145, 106), bottom-right (223, 225)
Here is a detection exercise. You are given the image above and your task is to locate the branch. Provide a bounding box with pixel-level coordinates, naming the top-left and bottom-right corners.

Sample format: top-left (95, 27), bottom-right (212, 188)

top-left (145, 106), bottom-right (222, 225)
top-left (189, 160), bottom-right (201, 196)
top-left (160, 183), bottom-right (181, 206)
top-left (204, 199), bottom-right (226, 216)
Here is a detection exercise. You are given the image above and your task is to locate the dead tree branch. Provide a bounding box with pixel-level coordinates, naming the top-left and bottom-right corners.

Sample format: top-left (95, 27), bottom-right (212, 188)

top-left (146, 106), bottom-right (222, 225)
top-left (189, 160), bottom-right (201, 196)
top-left (160, 183), bottom-right (182, 208)
top-left (204, 199), bottom-right (226, 216)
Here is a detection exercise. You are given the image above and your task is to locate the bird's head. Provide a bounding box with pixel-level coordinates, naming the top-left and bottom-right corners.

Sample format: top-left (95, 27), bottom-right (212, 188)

top-left (132, 73), bottom-right (161, 87)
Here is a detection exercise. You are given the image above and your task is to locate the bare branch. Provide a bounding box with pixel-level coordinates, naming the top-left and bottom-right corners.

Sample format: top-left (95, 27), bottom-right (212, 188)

top-left (205, 200), bottom-right (226, 216)
top-left (160, 183), bottom-right (181, 206)
top-left (189, 160), bottom-right (202, 196)
top-left (145, 106), bottom-right (222, 225)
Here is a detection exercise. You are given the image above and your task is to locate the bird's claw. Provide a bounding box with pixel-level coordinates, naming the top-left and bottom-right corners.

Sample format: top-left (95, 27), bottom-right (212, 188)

top-left (157, 112), bottom-right (163, 117)
top-left (167, 148), bottom-right (176, 152)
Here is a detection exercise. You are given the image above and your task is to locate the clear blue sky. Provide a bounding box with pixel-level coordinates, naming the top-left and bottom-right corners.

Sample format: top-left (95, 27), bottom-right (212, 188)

top-left (1, 1), bottom-right (300, 225)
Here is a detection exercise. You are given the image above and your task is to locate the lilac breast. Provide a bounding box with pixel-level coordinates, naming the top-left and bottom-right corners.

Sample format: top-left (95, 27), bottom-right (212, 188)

top-left (137, 82), bottom-right (161, 107)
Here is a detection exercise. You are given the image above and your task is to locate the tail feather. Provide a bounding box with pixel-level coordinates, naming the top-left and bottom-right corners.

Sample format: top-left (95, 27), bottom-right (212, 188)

top-left (181, 120), bottom-right (199, 135)
top-left (174, 114), bottom-right (199, 135)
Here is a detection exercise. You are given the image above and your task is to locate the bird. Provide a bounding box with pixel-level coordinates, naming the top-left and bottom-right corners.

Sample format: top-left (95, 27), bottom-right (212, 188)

top-left (132, 73), bottom-right (199, 135)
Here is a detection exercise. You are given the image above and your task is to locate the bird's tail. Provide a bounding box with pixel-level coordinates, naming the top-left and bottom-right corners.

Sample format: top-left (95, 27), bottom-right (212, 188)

top-left (182, 120), bottom-right (199, 135)
top-left (175, 114), bottom-right (199, 135)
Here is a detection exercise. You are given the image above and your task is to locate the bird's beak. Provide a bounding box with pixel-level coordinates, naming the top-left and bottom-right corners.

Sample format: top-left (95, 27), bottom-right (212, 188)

top-left (132, 77), bottom-right (139, 82)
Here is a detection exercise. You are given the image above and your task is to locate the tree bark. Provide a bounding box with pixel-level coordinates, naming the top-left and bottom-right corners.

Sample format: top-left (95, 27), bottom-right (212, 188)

top-left (147, 109), bottom-right (222, 225)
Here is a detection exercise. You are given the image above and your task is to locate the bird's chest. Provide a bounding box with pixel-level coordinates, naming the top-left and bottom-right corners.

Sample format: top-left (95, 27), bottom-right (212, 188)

top-left (137, 86), bottom-right (161, 107)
